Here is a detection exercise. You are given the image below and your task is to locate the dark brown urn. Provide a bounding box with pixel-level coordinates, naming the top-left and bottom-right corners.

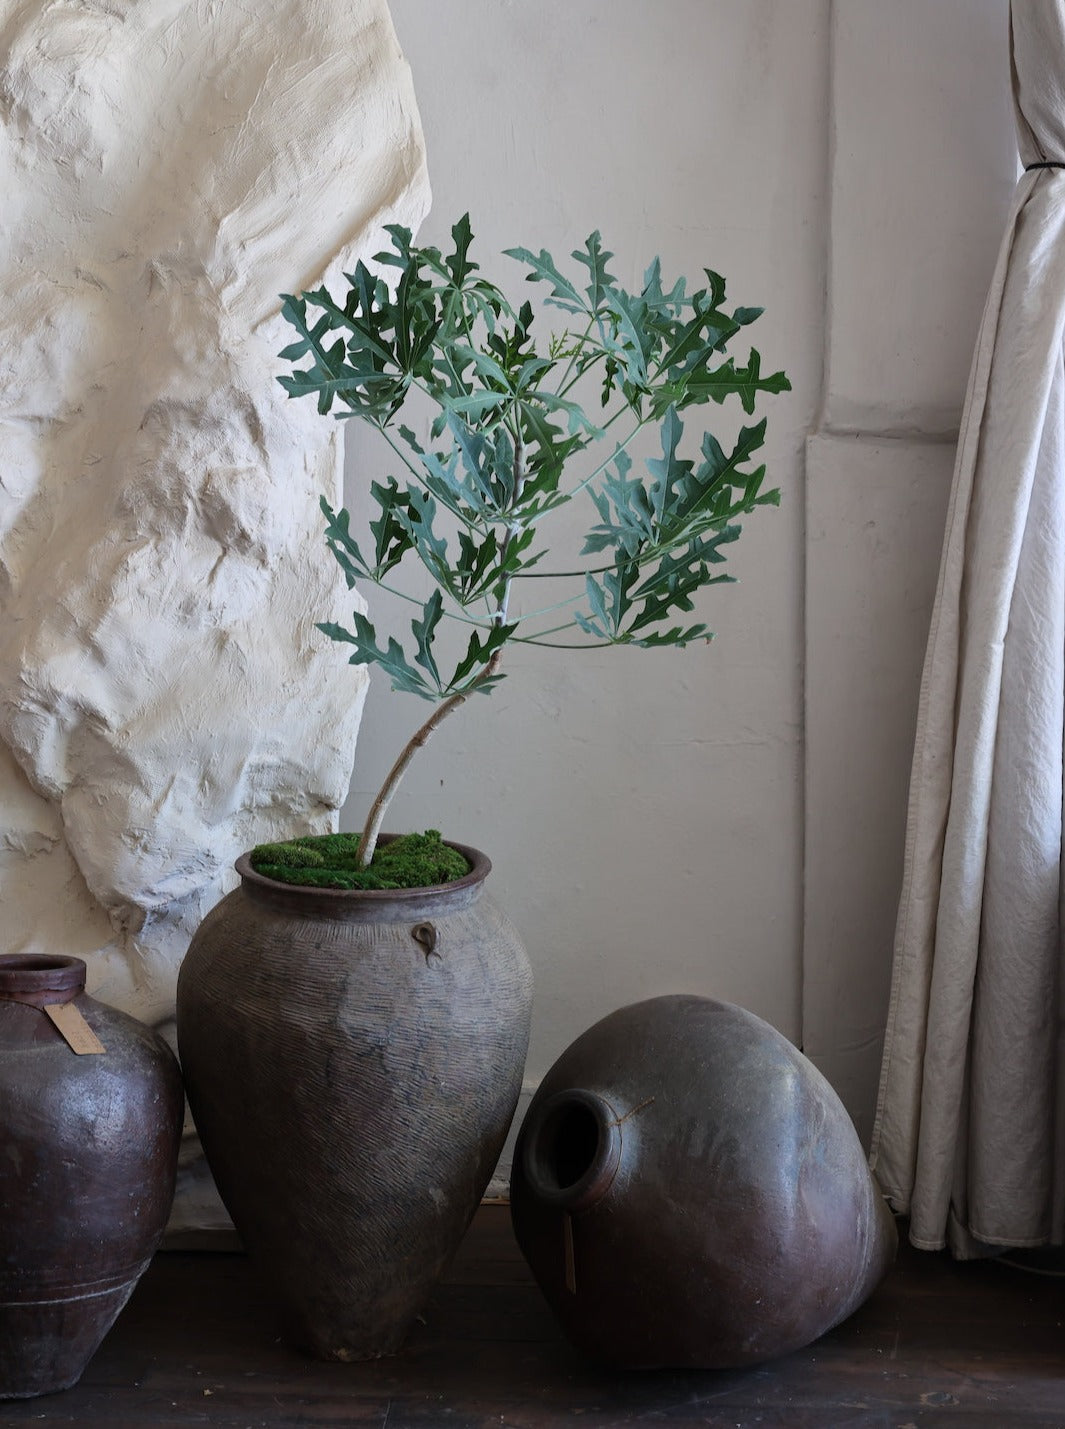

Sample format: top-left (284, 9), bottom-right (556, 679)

top-left (176, 839), bottom-right (532, 1361)
top-left (0, 954), bottom-right (184, 1399)
top-left (510, 994), bottom-right (896, 1369)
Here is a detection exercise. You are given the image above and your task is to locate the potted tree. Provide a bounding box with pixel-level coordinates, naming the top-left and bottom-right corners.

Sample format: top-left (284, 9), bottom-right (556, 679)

top-left (176, 218), bottom-right (789, 1361)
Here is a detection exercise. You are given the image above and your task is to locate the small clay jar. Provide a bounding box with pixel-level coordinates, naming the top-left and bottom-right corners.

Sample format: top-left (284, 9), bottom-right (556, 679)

top-left (0, 955), bottom-right (184, 1399)
top-left (511, 994), bottom-right (897, 1369)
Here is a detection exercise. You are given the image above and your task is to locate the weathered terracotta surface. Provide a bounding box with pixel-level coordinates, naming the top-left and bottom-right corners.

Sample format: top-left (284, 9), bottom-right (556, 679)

top-left (510, 994), bottom-right (897, 1369)
top-left (176, 840), bottom-right (533, 1361)
top-left (0, 955), bottom-right (184, 1399)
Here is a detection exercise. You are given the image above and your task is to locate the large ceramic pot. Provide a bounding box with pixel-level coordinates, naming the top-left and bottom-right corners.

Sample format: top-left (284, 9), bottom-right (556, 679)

top-left (510, 994), bottom-right (896, 1369)
top-left (176, 838), bottom-right (532, 1361)
top-left (0, 954), bottom-right (184, 1400)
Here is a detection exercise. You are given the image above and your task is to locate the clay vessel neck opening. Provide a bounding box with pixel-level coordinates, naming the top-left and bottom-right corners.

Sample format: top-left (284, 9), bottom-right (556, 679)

top-left (234, 838), bottom-right (492, 923)
top-left (0, 955), bottom-right (87, 1006)
top-left (521, 1090), bottom-right (622, 1213)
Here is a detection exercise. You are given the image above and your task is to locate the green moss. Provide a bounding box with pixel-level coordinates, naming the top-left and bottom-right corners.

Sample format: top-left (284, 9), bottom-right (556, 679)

top-left (248, 829), bottom-right (470, 890)
top-left (250, 842), bottom-right (327, 868)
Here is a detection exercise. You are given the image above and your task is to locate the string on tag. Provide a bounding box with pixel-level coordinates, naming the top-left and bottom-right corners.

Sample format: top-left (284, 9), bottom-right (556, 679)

top-left (563, 1212), bottom-right (576, 1295)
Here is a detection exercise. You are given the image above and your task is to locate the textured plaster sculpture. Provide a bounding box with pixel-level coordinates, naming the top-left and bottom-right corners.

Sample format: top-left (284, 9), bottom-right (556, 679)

top-left (0, 0), bottom-right (428, 1227)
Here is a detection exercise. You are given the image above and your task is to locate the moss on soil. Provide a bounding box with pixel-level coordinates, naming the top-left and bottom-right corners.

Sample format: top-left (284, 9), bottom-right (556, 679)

top-left (248, 829), bottom-right (470, 891)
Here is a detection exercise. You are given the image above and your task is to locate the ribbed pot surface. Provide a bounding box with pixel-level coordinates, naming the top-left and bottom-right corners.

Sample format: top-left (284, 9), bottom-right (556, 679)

top-left (176, 840), bottom-right (533, 1360)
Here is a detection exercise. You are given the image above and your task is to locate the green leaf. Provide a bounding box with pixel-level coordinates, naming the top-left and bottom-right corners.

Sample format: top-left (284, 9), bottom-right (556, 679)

top-left (583, 574), bottom-right (612, 636)
top-left (278, 286), bottom-right (405, 418)
top-left (489, 426), bottom-right (517, 508)
top-left (629, 624), bottom-right (713, 648)
top-left (455, 526), bottom-right (502, 602)
top-left (320, 497), bottom-right (371, 588)
top-left (660, 420), bottom-right (767, 537)
top-left (276, 304), bottom-right (358, 414)
top-left (307, 284), bottom-right (396, 367)
top-left (452, 343), bottom-right (513, 391)
top-left (657, 304), bottom-right (739, 375)
top-left (418, 443), bottom-right (490, 522)
top-left (515, 401), bottom-right (581, 487)
top-left (536, 390), bottom-right (605, 439)
top-left (602, 559), bottom-right (639, 635)
top-left (449, 416), bottom-right (505, 513)
top-left (703, 268), bottom-right (727, 308)
top-left (629, 533), bottom-right (737, 619)
top-left (641, 258), bottom-right (686, 314)
top-left (503, 245), bottom-right (587, 314)
top-left (397, 487), bottom-right (452, 590)
top-left (367, 479), bottom-right (414, 577)
top-left (572, 232), bottom-right (617, 311)
top-left (284, 218), bottom-right (791, 728)
top-left (443, 390), bottom-right (511, 422)
top-left (411, 591), bottom-right (445, 690)
top-left (446, 213), bottom-right (478, 287)
top-left (375, 223), bottom-right (415, 267)
top-left (511, 452), bottom-right (572, 521)
top-left (647, 406), bottom-right (694, 526)
top-left (448, 621), bottom-right (515, 691)
top-left (602, 287), bottom-right (653, 388)
top-left (392, 259), bottom-right (437, 375)
top-left (571, 611), bottom-right (604, 641)
top-left (317, 613), bottom-right (435, 700)
top-left (582, 449), bottom-right (655, 556)
top-left (679, 348), bottom-right (792, 415)
top-left (514, 355), bottom-right (556, 392)
top-left (343, 262), bottom-right (388, 325)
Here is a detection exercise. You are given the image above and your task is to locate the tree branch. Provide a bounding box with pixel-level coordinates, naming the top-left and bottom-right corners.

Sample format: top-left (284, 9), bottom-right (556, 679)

top-left (357, 650), bottom-right (503, 868)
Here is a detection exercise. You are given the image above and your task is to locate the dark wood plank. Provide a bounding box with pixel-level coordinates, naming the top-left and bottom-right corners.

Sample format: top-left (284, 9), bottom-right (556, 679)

top-left (2, 1210), bottom-right (1063, 1428)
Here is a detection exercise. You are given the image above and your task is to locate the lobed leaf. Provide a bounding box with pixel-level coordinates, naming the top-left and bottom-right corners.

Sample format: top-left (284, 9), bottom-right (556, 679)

top-left (316, 613), bottom-right (436, 700)
top-left (445, 213), bottom-right (478, 288)
top-left (410, 591), bottom-right (445, 691)
top-left (367, 479), bottom-right (415, 577)
top-left (448, 620), bottom-right (515, 691)
top-left (503, 245), bottom-right (587, 314)
top-left (320, 497), bottom-right (370, 588)
top-left (572, 232), bottom-right (617, 311)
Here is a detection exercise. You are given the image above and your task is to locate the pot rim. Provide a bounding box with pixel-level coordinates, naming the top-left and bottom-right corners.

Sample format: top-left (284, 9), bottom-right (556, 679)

top-left (519, 1088), bottom-right (625, 1214)
top-left (234, 834), bottom-right (491, 904)
top-left (0, 954), bottom-right (87, 1006)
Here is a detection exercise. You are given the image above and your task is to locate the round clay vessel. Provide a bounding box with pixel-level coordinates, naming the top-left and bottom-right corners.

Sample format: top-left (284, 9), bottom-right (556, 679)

top-left (0, 955), bottom-right (184, 1399)
top-left (176, 838), bottom-right (533, 1360)
top-left (510, 994), bottom-right (897, 1368)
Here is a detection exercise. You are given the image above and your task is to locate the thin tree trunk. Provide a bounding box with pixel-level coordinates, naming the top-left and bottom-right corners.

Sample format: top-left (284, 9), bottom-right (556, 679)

top-left (357, 651), bottom-right (502, 867)
top-left (358, 421), bottom-right (524, 869)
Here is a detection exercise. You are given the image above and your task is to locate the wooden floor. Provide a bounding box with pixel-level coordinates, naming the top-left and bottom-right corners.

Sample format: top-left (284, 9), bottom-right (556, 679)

top-left (3, 1206), bottom-right (1063, 1429)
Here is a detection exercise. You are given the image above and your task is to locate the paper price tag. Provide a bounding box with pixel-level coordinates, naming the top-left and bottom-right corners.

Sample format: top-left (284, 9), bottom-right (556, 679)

top-left (44, 1003), bottom-right (106, 1055)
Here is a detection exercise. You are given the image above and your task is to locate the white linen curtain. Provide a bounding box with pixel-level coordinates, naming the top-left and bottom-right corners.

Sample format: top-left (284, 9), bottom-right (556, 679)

top-left (870, 0), bottom-right (1065, 1258)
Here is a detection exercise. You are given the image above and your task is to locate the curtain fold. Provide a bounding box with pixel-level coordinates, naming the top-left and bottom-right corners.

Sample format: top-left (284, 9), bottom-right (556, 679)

top-left (870, 0), bottom-right (1065, 1257)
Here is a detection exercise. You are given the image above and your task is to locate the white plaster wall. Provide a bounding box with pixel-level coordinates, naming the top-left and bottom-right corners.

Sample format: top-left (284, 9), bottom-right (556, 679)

top-left (0, 0), bottom-right (1017, 1215)
top-left (804, 0), bottom-right (1016, 1141)
top-left (339, 0), bottom-right (1019, 1157)
top-left (823, 0), bottom-right (1016, 438)
top-left (342, 0), bottom-right (829, 1088)
top-left (0, 0), bottom-right (429, 1229)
